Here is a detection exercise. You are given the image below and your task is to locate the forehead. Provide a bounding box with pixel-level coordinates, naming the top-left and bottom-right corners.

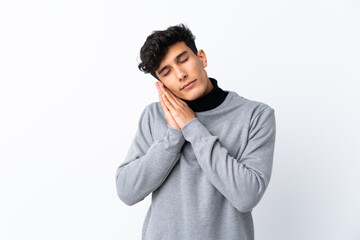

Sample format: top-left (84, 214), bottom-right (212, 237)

top-left (160, 42), bottom-right (192, 63)
top-left (167, 41), bottom-right (189, 53)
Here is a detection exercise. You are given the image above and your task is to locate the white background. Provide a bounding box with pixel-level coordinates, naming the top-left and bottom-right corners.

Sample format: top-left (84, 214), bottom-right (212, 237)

top-left (1, 0), bottom-right (359, 239)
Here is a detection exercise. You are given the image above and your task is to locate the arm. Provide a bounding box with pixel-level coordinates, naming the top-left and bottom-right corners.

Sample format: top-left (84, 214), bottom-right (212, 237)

top-left (115, 105), bottom-right (185, 206)
top-left (181, 107), bottom-right (276, 212)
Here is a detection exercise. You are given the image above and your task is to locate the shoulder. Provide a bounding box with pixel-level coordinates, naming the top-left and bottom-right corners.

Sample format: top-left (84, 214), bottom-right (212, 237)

top-left (225, 92), bottom-right (276, 134)
top-left (137, 101), bottom-right (164, 124)
top-left (227, 91), bottom-right (275, 117)
top-left (141, 101), bottom-right (162, 116)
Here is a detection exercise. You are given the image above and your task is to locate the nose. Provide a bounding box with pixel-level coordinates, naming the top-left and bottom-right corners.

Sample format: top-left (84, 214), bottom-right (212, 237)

top-left (174, 66), bottom-right (187, 81)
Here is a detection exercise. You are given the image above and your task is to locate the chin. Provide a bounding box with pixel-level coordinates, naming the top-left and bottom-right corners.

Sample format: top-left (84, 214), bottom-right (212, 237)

top-left (184, 96), bottom-right (197, 101)
top-left (184, 91), bottom-right (202, 101)
top-left (179, 95), bottom-right (192, 101)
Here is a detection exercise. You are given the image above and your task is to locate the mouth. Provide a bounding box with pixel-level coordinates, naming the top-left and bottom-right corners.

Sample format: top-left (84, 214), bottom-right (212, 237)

top-left (181, 79), bottom-right (197, 90)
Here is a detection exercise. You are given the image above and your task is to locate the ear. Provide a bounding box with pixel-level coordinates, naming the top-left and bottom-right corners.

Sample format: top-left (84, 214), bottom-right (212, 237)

top-left (197, 49), bottom-right (208, 68)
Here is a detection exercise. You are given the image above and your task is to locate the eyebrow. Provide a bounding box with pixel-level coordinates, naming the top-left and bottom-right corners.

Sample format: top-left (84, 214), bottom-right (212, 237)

top-left (157, 51), bottom-right (188, 75)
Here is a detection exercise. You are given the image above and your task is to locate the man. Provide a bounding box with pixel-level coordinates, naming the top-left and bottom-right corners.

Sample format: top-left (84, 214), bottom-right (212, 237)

top-left (116, 23), bottom-right (276, 240)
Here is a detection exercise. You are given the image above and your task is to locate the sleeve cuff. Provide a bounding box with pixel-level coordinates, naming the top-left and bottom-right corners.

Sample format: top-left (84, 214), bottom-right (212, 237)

top-left (181, 118), bottom-right (213, 143)
top-left (159, 125), bottom-right (186, 154)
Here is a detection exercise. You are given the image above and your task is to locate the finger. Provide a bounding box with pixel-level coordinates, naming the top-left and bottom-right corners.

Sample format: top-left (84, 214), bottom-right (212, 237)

top-left (161, 93), bottom-right (175, 112)
top-left (155, 82), bottom-right (162, 94)
top-left (164, 86), bottom-right (182, 105)
top-left (159, 83), bottom-right (182, 107)
top-left (159, 93), bottom-right (169, 111)
top-left (176, 96), bottom-right (187, 106)
top-left (157, 83), bottom-right (174, 108)
top-left (171, 92), bottom-right (185, 106)
top-left (156, 83), bottom-right (166, 107)
top-left (157, 84), bottom-right (174, 108)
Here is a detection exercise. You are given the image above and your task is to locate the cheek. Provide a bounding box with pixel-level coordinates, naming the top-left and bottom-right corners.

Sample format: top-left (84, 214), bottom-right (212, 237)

top-left (165, 85), bottom-right (179, 95)
top-left (190, 59), bottom-right (204, 73)
top-left (167, 86), bottom-right (183, 98)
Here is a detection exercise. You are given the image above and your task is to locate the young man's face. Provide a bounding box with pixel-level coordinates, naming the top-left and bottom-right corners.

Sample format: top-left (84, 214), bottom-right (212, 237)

top-left (155, 41), bottom-right (213, 101)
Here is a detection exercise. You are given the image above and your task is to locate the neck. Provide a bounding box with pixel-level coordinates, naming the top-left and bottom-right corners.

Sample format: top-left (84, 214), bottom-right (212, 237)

top-left (181, 77), bottom-right (229, 112)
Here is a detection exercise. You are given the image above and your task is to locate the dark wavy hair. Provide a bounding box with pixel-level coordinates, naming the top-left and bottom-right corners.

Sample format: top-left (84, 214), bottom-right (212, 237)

top-left (138, 23), bottom-right (198, 80)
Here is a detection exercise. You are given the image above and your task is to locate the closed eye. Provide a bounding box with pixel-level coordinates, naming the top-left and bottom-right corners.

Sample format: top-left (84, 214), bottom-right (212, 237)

top-left (180, 58), bottom-right (188, 63)
top-left (163, 58), bottom-right (188, 76)
top-left (164, 70), bottom-right (170, 76)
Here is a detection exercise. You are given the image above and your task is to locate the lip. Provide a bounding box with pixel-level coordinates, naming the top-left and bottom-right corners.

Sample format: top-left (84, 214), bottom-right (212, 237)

top-left (182, 79), bottom-right (197, 90)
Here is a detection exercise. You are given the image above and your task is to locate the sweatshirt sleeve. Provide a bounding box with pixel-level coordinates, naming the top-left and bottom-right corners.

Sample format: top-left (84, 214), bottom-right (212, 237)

top-left (116, 105), bottom-right (185, 206)
top-left (180, 107), bottom-right (276, 213)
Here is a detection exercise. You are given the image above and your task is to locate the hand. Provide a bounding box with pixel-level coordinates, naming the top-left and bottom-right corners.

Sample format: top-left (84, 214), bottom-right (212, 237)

top-left (155, 81), bottom-right (196, 129)
top-left (156, 82), bottom-right (181, 130)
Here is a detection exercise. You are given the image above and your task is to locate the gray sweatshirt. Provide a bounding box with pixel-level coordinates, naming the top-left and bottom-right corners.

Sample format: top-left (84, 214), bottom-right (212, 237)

top-left (115, 90), bottom-right (276, 240)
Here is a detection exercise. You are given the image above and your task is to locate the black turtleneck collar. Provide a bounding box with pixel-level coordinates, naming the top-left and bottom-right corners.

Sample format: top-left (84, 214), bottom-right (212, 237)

top-left (180, 77), bottom-right (229, 112)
